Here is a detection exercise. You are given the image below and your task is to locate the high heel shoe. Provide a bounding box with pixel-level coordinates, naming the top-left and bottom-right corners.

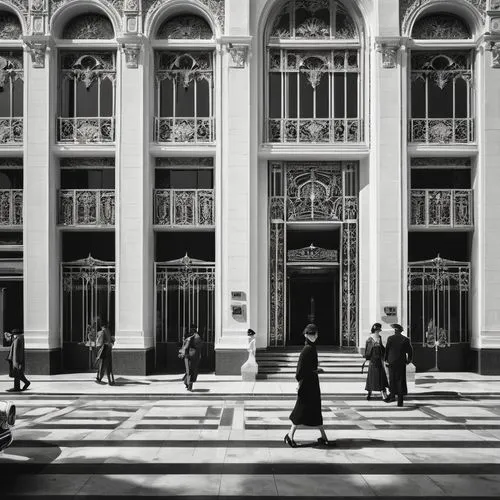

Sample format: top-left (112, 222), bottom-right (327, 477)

top-left (284, 434), bottom-right (297, 448)
top-left (317, 436), bottom-right (329, 446)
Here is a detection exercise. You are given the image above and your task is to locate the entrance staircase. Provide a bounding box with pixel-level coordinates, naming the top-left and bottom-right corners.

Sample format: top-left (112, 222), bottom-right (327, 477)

top-left (256, 347), bottom-right (366, 381)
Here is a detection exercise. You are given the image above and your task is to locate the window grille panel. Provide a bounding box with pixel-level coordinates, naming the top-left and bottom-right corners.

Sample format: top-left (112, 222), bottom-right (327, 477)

top-left (0, 52), bottom-right (23, 145)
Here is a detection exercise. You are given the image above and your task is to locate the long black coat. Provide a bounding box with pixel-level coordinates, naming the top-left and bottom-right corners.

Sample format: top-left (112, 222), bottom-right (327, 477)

top-left (385, 332), bottom-right (413, 396)
top-left (183, 333), bottom-right (203, 386)
top-left (364, 337), bottom-right (389, 392)
top-left (289, 342), bottom-right (323, 426)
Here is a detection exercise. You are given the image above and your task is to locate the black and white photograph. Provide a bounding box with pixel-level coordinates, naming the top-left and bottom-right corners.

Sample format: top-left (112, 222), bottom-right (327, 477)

top-left (1, 0), bottom-right (500, 498)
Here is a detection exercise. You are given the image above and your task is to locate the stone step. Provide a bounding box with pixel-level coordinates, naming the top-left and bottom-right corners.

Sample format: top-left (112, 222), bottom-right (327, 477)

top-left (259, 367), bottom-right (363, 374)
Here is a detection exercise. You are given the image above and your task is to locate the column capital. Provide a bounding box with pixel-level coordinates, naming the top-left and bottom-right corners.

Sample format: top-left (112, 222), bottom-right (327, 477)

top-left (375, 36), bottom-right (403, 69)
top-left (117, 36), bottom-right (145, 69)
top-left (219, 36), bottom-right (252, 68)
top-left (484, 35), bottom-right (500, 68)
top-left (22, 35), bottom-right (53, 68)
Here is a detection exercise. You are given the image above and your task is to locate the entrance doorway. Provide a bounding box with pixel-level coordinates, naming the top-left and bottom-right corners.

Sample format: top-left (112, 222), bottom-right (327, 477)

top-left (287, 267), bottom-right (339, 346)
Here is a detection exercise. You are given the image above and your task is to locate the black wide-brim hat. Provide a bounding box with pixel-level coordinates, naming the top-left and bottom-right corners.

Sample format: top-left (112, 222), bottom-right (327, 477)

top-left (390, 323), bottom-right (404, 332)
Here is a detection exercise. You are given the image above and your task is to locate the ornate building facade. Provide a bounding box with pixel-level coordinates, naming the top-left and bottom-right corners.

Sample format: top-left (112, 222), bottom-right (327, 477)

top-left (0, 0), bottom-right (499, 375)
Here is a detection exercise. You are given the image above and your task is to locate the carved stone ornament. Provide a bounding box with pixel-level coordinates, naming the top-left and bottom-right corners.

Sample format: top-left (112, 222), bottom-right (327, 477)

top-left (491, 41), bottom-right (500, 68)
top-left (228, 44), bottom-right (249, 68)
top-left (25, 40), bottom-right (47, 68)
top-left (0, 13), bottom-right (23, 40)
top-left (490, 17), bottom-right (500, 33)
top-left (125, 0), bottom-right (139, 11)
top-left (376, 42), bottom-right (400, 68)
top-left (490, 0), bottom-right (500, 10)
top-left (123, 44), bottom-right (141, 68)
top-left (30, 0), bottom-right (45, 11)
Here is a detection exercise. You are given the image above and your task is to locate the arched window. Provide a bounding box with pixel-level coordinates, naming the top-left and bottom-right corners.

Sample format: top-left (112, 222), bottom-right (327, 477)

top-left (409, 13), bottom-right (474, 144)
top-left (61, 13), bottom-right (115, 40)
top-left (154, 14), bottom-right (215, 143)
top-left (57, 13), bottom-right (116, 144)
top-left (266, 0), bottom-right (362, 144)
top-left (0, 11), bottom-right (22, 40)
top-left (0, 53), bottom-right (23, 145)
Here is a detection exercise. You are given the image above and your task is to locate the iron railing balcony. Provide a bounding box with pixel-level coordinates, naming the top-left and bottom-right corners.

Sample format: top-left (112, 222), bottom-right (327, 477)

top-left (409, 189), bottom-right (473, 229)
top-left (267, 118), bottom-right (363, 144)
top-left (0, 190), bottom-right (23, 226)
top-left (154, 189), bottom-right (215, 227)
top-left (409, 118), bottom-right (474, 144)
top-left (154, 117), bottom-right (215, 144)
top-left (0, 118), bottom-right (23, 145)
top-left (57, 117), bottom-right (115, 144)
top-left (58, 189), bottom-right (115, 227)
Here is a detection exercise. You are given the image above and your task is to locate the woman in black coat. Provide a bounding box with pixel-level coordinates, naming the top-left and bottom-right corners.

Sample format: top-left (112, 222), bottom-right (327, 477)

top-left (285, 324), bottom-right (328, 447)
top-left (181, 325), bottom-right (203, 392)
top-left (364, 322), bottom-right (389, 400)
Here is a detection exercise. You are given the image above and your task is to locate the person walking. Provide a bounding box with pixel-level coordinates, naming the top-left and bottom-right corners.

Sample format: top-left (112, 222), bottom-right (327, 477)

top-left (4, 329), bottom-right (30, 392)
top-left (285, 323), bottom-right (329, 447)
top-left (384, 323), bottom-right (413, 407)
top-left (95, 321), bottom-right (115, 385)
top-left (180, 325), bottom-right (203, 392)
top-left (364, 323), bottom-right (389, 400)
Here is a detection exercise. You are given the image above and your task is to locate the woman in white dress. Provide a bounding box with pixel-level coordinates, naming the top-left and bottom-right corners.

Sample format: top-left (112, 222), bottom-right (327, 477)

top-left (241, 329), bottom-right (258, 379)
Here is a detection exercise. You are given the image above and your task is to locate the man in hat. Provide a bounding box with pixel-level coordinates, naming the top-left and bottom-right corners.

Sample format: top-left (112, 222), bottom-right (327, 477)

top-left (384, 323), bottom-right (413, 407)
top-left (4, 329), bottom-right (31, 392)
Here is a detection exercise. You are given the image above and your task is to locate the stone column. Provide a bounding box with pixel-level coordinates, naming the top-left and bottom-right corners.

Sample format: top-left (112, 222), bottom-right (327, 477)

top-left (114, 38), bottom-right (154, 375)
top-left (215, 0), bottom-right (253, 374)
top-left (473, 40), bottom-right (500, 374)
top-left (367, 0), bottom-right (404, 347)
top-left (22, 36), bottom-right (61, 374)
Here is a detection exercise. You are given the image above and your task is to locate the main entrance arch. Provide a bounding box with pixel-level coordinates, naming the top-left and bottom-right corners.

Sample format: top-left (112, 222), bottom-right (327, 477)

top-left (268, 161), bottom-right (358, 347)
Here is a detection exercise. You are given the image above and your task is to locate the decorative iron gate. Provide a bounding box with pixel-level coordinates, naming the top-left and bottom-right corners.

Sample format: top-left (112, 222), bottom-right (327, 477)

top-left (61, 255), bottom-right (116, 369)
top-left (155, 254), bottom-right (215, 344)
top-left (407, 255), bottom-right (470, 346)
top-left (269, 161), bottom-right (358, 347)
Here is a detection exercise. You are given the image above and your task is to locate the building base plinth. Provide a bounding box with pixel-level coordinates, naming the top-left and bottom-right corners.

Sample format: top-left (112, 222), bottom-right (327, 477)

top-left (471, 348), bottom-right (500, 375)
top-left (25, 349), bottom-right (62, 375)
top-left (113, 348), bottom-right (155, 376)
top-left (216, 348), bottom-right (247, 375)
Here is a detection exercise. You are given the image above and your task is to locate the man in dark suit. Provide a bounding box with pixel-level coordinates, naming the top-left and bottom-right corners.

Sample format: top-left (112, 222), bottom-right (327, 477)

top-left (4, 329), bottom-right (31, 392)
top-left (384, 323), bottom-right (413, 407)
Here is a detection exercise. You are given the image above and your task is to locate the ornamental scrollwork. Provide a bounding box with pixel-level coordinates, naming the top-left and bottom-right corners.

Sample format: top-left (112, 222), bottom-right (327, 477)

top-left (270, 0), bottom-right (358, 40)
top-left (155, 157), bottom-right (213, 168)
top-left (154, 189), bottom-right (215, 226)
top-left (156, 51), bottom-right (213, 88)
top-left (51, 0), bottom-right (123, 17)
top-left (62, 53), bottom-right (116, 88)
top-left (411, 53), bottom-right (472, 90)
top-left (25, 40), bottom-right (47, 68)
top-left (0, 13), bottom-right (23, 40)
top-left (156, 14), bottom-right (213, 39)
top-left (400, 0), bottom-right (486, 35)
top-left (62, 14), bottom-right (115, 39)
top-left (30, 0), bottom-right (44, 12)
top-left (341, 222), bottom-right (358, 346)
top-left (59, 189), bottom-right (115, 226)
top-left (491, 42), bottom-right (500, 68)
top-left (0, 190), bottom-right (23, 226)
top-left (228, 44), bottom-right (249, 68)
top-left (375, 43), bottom-right (399, 69)
top-left (412, 13), bottom-right (472, 39)
top-left (60, 157), bottom-right (115, 168)
top-left (411, 157), bottom-right (471, 167)
top-left (0, 53), bottom-right (24, 90)
top-left (287, 244), bottom-right (338, 263)
top-left (123, 44), bottom-right (141, 68)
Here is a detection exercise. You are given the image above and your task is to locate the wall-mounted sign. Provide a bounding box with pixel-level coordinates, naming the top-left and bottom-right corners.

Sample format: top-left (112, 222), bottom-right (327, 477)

top-left (384, 306), bottom-right (397, 316)
top-left (231, 291), bottom-right (246, 301)
top-left (231, 304), bottom-right (246, 320)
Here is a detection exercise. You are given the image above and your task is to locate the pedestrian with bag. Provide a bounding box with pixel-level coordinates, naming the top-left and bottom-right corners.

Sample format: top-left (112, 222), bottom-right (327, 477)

top-left (364, 322), bottom-right (389, 400)
top-left (285, 323), bottom-right (329, 448)
top-left (179, 324), bottom-right (203, 392)
top-left (4, 329), bottom-right (30, 392)
top-left (95, 321), bottom-right (115, 385)
top-left (384, 323), bottom-right (413, 407)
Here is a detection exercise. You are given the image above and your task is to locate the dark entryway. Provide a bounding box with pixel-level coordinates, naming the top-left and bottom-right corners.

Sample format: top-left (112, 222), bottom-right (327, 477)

top-left (287, 267), bottom-right (339, 346)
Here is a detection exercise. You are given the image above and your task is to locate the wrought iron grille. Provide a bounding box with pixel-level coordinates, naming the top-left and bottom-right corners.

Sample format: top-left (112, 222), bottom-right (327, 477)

top-left (409, 189), bottom-right (473, 228)
top-left (153, 189), bottom-right (215, 226)
top-left (269, 162), bottom-right (358, 347)
top-left (269, 0), bottom-right (359, 40)
top-left (58, 52), bottom-right (116, 144)
top-left (58, 189), bottom-right (115, 226)
top-left (410, 52), bottom-right (474, 144)
top-left (155, 52), bottom-right (214, 144)
top-left (155, 254), bottom-right (215, 344)
top-left (267, 49), bottom-right (362, 143)
top-left (408, 256), bottom-right (470, 346)
top-left (0, 52), bottom-right (24, 144)
top-left (61, 255), bottom-right (116, 344)
top-left (0, 189), bottom-right (22, 226)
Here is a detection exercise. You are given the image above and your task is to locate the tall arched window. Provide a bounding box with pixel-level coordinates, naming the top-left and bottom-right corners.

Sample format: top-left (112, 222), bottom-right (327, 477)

top-left (154, 14), bottom-right (215, 143)
top-left (266, 0), bottom-right (362, 144)
top-left (409, 13), bottom-right (474, 144)
top-left (57, 13), bottom-right (116, 144)
top-left (0, 11), bottom-right (23, 145)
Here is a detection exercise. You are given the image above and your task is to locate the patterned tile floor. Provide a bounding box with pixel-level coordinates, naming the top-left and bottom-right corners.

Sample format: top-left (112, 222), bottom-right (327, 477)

top-left (1, 372), bottom-right (500, 498)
